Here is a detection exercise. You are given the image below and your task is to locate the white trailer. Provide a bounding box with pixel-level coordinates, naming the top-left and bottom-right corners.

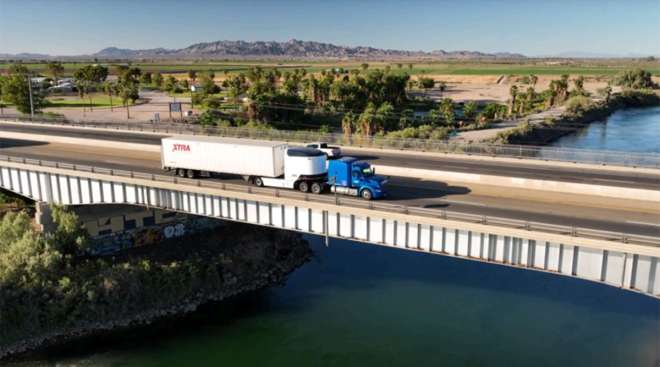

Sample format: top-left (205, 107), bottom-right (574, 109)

top-left (161, 136), bottom-right (328, 194)
top-left (161, 136), bottom-right (287, 178)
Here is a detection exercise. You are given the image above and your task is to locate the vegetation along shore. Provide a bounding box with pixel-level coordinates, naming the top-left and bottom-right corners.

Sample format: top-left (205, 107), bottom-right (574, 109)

top-left (0, 201), bottom-right (311, 360)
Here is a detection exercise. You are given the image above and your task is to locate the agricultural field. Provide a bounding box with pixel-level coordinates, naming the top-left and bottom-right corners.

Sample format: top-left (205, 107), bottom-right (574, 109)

top-left (2, 58), bottom-right (659, 77)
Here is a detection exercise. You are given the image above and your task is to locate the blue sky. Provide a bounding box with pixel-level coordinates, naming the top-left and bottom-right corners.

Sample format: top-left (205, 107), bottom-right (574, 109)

top-left (1, 0), bottom-right (659, 56)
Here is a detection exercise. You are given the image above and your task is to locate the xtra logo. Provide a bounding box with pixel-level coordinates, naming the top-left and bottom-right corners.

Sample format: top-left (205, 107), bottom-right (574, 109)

top-left (172, 144), bottom-right (191, 152)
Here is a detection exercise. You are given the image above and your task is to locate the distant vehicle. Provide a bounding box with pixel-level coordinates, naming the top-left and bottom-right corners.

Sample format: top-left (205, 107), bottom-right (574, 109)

top-left (327, 157), bottom-right (387, 200)
top-left (306, 142), bottom-right (341, 158)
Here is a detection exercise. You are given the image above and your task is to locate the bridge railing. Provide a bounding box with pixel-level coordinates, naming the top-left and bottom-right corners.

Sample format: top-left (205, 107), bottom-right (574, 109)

top-left (2, 153), bottom-right (658, 247)
top-left (2, 114), bottom-right (660, 169)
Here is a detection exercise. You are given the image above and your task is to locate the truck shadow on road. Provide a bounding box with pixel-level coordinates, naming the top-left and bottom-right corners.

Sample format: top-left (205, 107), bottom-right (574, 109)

top-left (0, 138), bottom-right (49, 149)
top-left (384, 176), bottom-right (471, 202)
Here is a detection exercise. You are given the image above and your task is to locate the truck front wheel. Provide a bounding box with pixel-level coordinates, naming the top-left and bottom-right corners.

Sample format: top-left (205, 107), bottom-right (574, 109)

top-left (361, 189), bottom-right (373, 200)
top-left (298, 181), bottom-right (309, 193)
top-left (311, 182), bottom-right (323, 194)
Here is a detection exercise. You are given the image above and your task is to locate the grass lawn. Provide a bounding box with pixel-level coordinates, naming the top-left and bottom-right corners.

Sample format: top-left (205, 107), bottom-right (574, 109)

top-left (46, 94), bottom-right (132, 108)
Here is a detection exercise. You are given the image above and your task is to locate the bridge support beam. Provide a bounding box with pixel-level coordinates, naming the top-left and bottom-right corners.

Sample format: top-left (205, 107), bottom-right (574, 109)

top-left (35, 201), bottom-right (56, 233)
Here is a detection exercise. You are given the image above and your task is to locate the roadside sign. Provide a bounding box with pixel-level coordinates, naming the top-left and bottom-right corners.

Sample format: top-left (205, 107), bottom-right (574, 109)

top-left (170, 102), bottom-right (182, 112)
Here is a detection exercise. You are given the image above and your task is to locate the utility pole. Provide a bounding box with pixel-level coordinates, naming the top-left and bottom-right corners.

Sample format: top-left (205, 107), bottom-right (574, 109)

top-left (26, 74), bottom-right (35, 119)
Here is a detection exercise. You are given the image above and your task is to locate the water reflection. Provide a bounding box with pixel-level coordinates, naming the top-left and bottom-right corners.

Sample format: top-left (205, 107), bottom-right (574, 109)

top-left (547, 107), bottom-right (660, 153)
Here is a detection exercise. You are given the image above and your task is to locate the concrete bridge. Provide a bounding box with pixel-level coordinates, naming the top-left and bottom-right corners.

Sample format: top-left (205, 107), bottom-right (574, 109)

top-left (2, 154), bottom-right (659, 299)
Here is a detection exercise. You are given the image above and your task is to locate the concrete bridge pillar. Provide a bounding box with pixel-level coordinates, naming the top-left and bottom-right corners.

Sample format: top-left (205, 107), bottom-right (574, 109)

top-left (35, 202), bottom-right (56, 234)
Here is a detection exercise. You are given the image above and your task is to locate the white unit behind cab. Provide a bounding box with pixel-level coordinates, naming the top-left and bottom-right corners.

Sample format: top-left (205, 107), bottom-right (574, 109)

top-left (161, 136), bottom-right (287, 178)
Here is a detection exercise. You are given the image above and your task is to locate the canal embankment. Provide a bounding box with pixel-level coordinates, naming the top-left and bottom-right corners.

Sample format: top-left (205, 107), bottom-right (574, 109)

top-left (497, 89), bottom-right (660, 145)
top-left (0, 213), bottom-right (311, 360)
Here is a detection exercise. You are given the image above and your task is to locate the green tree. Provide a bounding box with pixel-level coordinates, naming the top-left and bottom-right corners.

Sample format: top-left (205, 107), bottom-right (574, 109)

top-left (152, 72), bottom-right (164, 89)
top-left (440, 98), bottom-right (455, 126)
top-left (1, 65), bottom-right (45, 114)
top-left (140, 72), bottom-right (152, 86)
top-left (45, 61), bottom-right (65, 85)
top-left (418, 77), bottom-right (435, 90)
top-left (0, 76), bottom-right (6, 114)
top-left (376, 102), bottom-right (396, 132)
top-left (463, 101), bottom-right (478, 120)
top-left (116, 67), bottom-right (141, 119)
top-left (164, 75), bottom-right (178, 93)
top-left (199, 72), bottom-right (220, 95)
top-left (188, 70), bottom-right (197, 85)
top-left (398, 108), bottom-right (415, 129)
top-left (73, 65), bottom-right (109, 111)
top-left (224, 73), bottom-right (248, 101)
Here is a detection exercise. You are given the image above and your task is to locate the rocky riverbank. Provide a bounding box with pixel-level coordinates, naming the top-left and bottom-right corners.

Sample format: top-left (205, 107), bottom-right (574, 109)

top-left (0, 221), bottom-right (312, 360)
top-left (496, 89), bottom-right (660, 145)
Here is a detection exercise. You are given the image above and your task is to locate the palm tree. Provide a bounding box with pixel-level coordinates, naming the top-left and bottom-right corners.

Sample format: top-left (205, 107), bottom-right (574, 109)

top-left (546, 80), bottom-right (559, 108)
top-left (102, 81), bottom-right (116, 112)
top-left (508, 85), bottom-right (518, 116)
top-left (188, 70), bottom-right (197, 85)
top-left (342, 111), bottom-right (356, 138)
top-left (558, 74), bottom-right (570, 102)
top-left (529, 74), bottom-right (538, 88)
top-left (573, 76), bottom-right (585, 96)
top-left (525, 86), bottom-right (535, 113)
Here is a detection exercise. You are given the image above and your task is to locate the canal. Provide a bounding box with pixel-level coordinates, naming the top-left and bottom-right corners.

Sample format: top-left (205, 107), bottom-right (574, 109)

top-left (20, 236), bottom-right (660, 367)
top-left (14, 107), bottom-right (660, 367)
top-left (547, 106), bottom-right (660, 153)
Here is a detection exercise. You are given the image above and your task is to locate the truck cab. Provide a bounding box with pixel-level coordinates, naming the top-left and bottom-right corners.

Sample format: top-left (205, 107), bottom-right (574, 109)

top-left (327, 157), bottom-right (387, 200)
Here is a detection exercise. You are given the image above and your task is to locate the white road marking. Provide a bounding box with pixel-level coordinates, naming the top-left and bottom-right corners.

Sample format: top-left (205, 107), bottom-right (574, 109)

top-left (625, 220), bottom-right (660, 227)
top-left (444, 200), bottom-right (487, 207)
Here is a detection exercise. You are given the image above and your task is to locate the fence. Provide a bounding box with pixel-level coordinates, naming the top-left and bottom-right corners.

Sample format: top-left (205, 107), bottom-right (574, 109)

top-left (1, 153), bottom-right (658, 247)
top-left (2, 114), bottom-right (660, 169)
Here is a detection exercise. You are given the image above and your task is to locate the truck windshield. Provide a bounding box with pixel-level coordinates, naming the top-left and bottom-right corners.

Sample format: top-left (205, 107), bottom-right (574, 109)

top-left (361, 167), bottom-right (374, 176)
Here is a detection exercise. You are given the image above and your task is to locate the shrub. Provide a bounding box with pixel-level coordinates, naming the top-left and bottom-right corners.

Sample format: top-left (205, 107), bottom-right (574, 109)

top-left (565, 96), bottom-right (593, 114)
top-left (614, 69), bottom-right (656, 89)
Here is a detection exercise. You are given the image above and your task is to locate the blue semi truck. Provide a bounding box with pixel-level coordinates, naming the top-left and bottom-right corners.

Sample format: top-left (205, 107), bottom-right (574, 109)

top-left (327, 157), bottom-right (388, 200)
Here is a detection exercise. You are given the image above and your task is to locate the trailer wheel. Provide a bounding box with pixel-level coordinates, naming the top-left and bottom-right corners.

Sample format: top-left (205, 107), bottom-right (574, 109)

top-left (298, 181), bottom-right (309, 193)
top-left (311, 182), bottom-right (323, 194)
top-left (254, 177), bottom-right (264, 187)
top-left (361, 189), bottom-right (373, 200)
top-left (177, 168), bottom-right (186, 178)
top-left (186, 169), bottom-right (196, 179)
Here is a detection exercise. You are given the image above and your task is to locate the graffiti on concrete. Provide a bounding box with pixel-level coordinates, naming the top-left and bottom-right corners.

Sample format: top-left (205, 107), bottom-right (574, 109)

top-left (89, 215), bottom-right (220, 255)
